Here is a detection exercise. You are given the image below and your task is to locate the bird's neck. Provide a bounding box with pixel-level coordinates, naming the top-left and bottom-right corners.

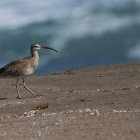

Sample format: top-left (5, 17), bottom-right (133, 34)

top-left (31, 50), bottom-right (39, 60)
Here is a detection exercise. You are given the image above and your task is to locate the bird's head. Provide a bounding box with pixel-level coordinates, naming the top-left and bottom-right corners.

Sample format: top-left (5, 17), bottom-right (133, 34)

top-left (31, 43), bottom-right (58, 52)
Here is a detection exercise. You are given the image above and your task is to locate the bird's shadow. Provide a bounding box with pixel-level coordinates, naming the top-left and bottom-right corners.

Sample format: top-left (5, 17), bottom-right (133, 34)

top-left (0, 97), bottom-right (8, 100)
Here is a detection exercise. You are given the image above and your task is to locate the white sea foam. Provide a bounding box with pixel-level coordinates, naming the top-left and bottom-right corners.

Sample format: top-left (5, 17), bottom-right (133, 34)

top-left (127, 42), bottom-right (140, 59)
top-left (0, 0), bottom-right (139, 29)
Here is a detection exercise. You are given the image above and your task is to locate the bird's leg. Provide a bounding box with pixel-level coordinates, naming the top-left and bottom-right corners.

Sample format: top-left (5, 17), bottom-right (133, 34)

top-left (22, 78), bottom-right (41, 97)
top-left (16, 78), bottom-right (21, 99)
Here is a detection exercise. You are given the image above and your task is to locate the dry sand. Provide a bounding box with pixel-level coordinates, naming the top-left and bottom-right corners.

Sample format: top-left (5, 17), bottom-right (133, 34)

top-left (0, 63), bottom-right (140, 140)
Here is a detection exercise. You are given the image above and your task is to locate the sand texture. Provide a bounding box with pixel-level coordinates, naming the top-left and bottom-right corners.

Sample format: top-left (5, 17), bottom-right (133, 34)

top-left (0, 63), bottom-right (140, 140)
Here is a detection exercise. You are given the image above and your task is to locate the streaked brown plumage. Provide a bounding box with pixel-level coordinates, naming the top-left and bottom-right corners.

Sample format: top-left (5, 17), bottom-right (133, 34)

top-left (0, 43), bottom-right (57, 99)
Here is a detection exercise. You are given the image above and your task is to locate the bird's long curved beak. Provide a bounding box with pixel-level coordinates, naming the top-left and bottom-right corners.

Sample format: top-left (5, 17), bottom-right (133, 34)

top-left (41, 46), bottom-right (58, 52)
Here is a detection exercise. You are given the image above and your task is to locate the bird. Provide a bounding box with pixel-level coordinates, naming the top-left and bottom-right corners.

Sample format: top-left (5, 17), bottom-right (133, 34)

top-left (0, 43), bottom-right (57, 99)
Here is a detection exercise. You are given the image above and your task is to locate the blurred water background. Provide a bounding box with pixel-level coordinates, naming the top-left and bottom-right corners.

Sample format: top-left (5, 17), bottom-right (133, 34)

top-left (0, 0), bottom-right (140, 73)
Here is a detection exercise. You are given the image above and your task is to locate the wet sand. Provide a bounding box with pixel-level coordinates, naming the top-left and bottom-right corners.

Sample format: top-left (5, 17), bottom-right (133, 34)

top-left (0, 63), bottom-right (140, 140)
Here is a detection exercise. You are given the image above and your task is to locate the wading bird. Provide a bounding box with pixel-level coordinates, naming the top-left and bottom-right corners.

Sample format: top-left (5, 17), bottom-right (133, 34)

top-left (0, 43), bottom-right (57, 99)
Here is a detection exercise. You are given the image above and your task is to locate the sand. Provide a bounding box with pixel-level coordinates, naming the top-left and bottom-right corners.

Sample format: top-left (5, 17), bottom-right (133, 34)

top-left (0, 63), bottom-right (140, 140)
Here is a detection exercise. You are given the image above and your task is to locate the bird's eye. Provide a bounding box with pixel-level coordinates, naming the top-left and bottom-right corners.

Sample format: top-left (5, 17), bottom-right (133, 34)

top-left (35, 45), bottom-right (40, 48)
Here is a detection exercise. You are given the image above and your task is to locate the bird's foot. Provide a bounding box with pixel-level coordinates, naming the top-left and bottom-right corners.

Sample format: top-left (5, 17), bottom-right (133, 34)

top-left (16, 96), bottom-right (22, 99)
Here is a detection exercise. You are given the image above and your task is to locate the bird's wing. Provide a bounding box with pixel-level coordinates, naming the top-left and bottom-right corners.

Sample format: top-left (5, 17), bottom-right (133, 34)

top-left (0, 59), bottom-right (28, 77)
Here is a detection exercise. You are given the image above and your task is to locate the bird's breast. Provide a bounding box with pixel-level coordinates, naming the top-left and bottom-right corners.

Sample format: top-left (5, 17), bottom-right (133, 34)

top-left (25, 67), bottom-right (35, 75)
top-left (24, 61), bottom-right (38, 75)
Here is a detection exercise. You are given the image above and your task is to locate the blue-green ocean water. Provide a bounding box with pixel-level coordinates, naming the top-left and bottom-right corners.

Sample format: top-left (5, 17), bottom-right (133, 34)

top-left (0, 0), bottom-right (140, 73)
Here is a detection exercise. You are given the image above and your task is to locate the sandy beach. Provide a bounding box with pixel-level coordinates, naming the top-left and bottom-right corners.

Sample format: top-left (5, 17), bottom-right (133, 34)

top-left (0, 63), bottom-right (140, 140)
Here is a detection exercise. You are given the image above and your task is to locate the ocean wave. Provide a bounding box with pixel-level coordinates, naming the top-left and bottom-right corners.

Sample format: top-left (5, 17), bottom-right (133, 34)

top-left (0, 0), bottom-right (139, 28)
top-left (0, 0), bottom-right (140, 72)
top-left (127, 42), bottom-right (140, 59)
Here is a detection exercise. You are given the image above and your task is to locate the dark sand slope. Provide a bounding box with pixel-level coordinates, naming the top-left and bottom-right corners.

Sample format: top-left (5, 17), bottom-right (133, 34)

top-left (0, 63), bottom-right (140, 140)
